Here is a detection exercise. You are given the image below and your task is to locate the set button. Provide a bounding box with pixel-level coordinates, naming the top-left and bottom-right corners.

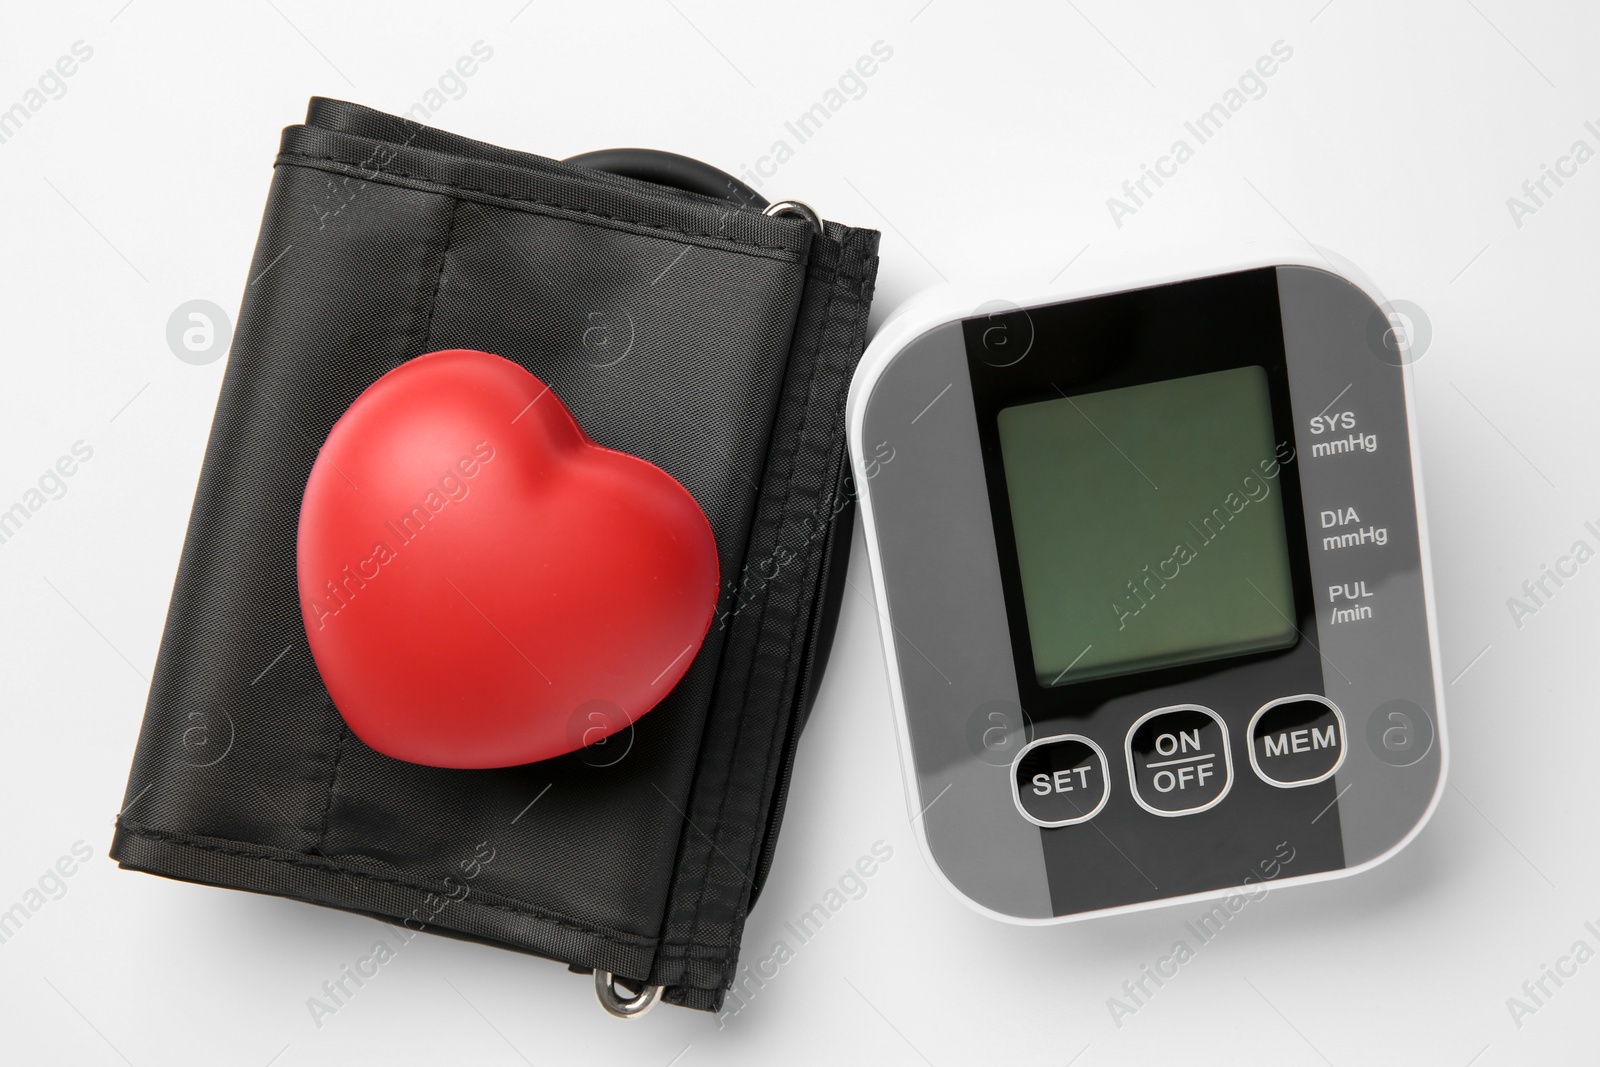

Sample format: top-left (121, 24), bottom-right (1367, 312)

top-left (1125, 705), bottom-right (1232, 816)
top-left (1248, 695), bottom-right (1346, 787)
top-left (1011, 735), bottom-right (1110, 827)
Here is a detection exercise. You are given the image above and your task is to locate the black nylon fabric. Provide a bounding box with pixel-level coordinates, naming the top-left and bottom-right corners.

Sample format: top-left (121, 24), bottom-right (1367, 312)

top-left (110, 99), bottom-right (879, 1013)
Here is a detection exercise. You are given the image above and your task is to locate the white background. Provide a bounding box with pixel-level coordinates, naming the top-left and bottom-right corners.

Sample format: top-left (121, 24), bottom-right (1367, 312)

top-left (2, 1), bottom-right (1596, 1064)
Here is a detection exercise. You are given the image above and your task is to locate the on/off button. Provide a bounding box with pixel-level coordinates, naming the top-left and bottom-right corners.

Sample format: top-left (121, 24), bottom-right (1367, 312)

top-left (1125, 705), bottom-right (1233, 816)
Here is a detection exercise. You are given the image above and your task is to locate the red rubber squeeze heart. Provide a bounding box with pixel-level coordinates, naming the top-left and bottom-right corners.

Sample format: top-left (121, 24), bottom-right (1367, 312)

top-left (296, 349), bottom-right (719, 769)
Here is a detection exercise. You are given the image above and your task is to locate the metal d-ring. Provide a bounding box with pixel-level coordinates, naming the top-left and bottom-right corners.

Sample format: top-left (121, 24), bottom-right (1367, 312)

top-left (763, 199), bottom-right (824, 235)
top-left (595, 970), bottom-right (664, 1018)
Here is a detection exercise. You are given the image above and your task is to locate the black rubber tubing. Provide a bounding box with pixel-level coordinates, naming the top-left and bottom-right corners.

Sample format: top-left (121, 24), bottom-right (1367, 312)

top-left (564, 147), bottom-right (768, 210)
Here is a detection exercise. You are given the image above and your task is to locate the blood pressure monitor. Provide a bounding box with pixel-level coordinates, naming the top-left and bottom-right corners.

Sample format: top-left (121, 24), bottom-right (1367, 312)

top-left (847, 254), bottom-right (1446, 922)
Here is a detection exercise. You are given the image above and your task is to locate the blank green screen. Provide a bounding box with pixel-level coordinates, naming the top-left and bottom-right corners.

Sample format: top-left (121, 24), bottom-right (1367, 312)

top-left (997, 366), bottom-right (1297, 685)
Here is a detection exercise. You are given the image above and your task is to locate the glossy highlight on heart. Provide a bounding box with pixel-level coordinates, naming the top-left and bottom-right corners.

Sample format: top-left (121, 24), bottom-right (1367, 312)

top-left (296, 349), bottom-right (719, 768)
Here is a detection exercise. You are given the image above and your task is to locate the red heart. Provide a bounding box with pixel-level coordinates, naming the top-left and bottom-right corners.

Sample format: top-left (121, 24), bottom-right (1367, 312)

top-left (296, 349), bottom-right (719, 769)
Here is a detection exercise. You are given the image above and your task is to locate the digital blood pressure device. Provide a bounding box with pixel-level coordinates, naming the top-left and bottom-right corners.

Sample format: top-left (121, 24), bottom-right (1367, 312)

top-left (848, 254), bottom-right (1446, 922)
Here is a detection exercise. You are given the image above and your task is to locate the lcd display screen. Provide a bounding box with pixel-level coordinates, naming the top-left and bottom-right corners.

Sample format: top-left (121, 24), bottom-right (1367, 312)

top-left (997, 365), bottom-right (1297, 685)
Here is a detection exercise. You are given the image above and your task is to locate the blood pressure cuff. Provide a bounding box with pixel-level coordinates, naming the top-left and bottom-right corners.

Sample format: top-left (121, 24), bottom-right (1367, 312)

top-left (109, 98), bottom-right (879, 1013)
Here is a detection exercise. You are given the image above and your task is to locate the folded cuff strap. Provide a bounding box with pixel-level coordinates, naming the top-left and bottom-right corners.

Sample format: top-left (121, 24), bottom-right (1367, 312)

top-left (110, 97), bottom-right (880, 1015)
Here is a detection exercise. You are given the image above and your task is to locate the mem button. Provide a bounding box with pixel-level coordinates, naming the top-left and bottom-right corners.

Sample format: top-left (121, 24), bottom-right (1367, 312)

top-left (1249, 695), bottom-right (1346, 787)
top-left (1011, 735), bottom-right (1110, 827)
top-left (1125, 705), bottom-right (1233, 816)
